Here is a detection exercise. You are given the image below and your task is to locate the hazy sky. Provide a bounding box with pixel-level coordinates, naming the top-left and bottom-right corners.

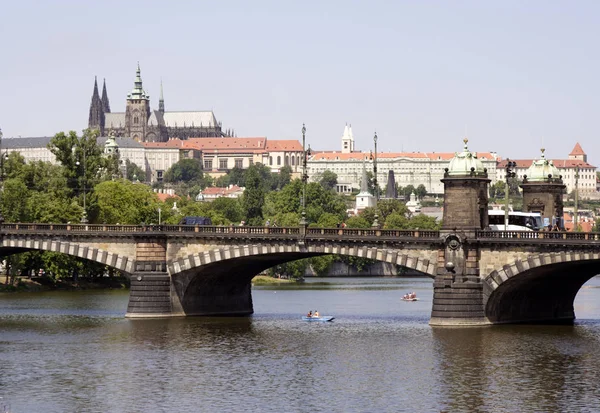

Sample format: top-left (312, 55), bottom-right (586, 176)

top-left (1, 1), bottom-right (599, 165)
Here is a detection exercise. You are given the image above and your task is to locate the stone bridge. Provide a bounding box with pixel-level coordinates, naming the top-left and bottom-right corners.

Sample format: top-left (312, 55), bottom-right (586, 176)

top-left (1, 223), bottom-right (600, 325)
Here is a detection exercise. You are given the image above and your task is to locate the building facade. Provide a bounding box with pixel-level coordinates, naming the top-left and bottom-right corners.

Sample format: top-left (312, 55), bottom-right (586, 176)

top-left (88, 64), bottom-right (230, 142)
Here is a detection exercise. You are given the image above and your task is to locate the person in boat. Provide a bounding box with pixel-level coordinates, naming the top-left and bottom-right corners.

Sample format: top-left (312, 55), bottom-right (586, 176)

top-left (314, 310), bottom-right (319, 317)
top-left (307, 310), bottom-right (313, 317)
top-left (411, 292), bottom-right (417, 299)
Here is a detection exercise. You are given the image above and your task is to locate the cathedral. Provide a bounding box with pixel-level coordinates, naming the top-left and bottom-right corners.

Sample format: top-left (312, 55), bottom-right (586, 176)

top-left (88, 64), bottom-right (232, 142)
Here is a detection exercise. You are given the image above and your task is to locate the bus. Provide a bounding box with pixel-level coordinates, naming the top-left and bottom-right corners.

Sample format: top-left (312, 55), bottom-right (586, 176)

top-left (488, 210), bottom-right (543, 231)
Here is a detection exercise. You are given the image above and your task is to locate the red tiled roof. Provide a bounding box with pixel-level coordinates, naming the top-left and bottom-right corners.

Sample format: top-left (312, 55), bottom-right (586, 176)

top-left (187, 137), bottom-right (267, 150)
top-left (265, 140), bottom-right (303, 151)
top-left (201, 185), bottom-right (244, 196)
top-left (311, 151), bottom-right (496, 161)
top-left (156, 192), bottom-right (178, 202)
top-left (497, 159), bottom-right (596, 169)
top-left (569, 142), bottom-right (586, 156)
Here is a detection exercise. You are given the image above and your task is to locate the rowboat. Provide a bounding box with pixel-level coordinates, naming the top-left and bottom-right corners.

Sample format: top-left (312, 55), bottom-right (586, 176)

top-left (302, 316), bottom-right (335, 322)
top-left (401, 297), bottom-right (419, 302)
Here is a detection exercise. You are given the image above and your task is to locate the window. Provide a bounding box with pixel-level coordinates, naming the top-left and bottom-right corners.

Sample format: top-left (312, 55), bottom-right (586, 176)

top-left (235, 158), bottom-right (243, 168)
top-left (219, 159), bottom-right (228, 169)
top-left (291, 156), bottom-right (295, 166)
top-left (204, 159), bottom-right (213, 170)
top-left (157, 170), bottom-right (163, 182)
top-left (269, 156), bottom-right (273, 166)
top-left (134, 116), bottom-right (139, 124)
top-left (277, 156), bottom-right (281, 166)
top-left (285, 156), bottom-right (289, 166)
top-left (249, 159), bottom-right (254, 166)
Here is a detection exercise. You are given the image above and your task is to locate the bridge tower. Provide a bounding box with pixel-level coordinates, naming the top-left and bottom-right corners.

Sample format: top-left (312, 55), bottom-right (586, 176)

top-left (431, 138), bottom-right (490, 326)
top-left (520, 148), bottom-right (566, 229)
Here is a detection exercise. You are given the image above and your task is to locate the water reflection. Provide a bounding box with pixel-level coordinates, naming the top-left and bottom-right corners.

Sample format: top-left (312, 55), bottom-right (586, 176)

top-left (2, 277), bottom-right (600, 412)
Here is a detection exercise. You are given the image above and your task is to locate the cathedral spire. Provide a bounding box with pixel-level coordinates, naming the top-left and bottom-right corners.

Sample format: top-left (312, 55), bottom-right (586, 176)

top-left (101, 78), bottom-right (111, 113)
top-left (159, 79), bottom-right (165, 114)
top-left (88, 76), bottom-right (105, 135)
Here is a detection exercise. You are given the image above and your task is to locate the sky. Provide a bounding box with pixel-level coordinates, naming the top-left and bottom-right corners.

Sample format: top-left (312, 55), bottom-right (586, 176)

top-left (1, 1), bottom-right (599, 165)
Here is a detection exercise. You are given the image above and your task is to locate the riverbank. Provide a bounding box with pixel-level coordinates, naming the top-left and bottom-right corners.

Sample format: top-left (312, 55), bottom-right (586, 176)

top-left (0, 276), bottom-right (129, 292)
top-left (251, 275), bottom-right (296, 285)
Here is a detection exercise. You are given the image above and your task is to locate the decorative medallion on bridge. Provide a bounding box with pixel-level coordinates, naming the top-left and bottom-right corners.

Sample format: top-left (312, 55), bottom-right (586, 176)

top-left (445, 234), bottom-right (462, 250)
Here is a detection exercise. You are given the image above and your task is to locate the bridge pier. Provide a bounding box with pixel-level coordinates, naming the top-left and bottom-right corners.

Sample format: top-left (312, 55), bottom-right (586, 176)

top-left (126, 272), bottom-right (174, 318)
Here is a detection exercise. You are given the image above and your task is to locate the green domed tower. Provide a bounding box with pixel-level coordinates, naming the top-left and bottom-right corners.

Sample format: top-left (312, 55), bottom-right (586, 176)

top-left (441, 138), bottom-right (491, 230)
top-left (520, 148), bottom-right (566, 228)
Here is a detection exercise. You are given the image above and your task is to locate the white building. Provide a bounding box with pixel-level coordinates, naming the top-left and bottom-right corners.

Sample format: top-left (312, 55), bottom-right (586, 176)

top-left (309, 127), bottom-right (498, 195)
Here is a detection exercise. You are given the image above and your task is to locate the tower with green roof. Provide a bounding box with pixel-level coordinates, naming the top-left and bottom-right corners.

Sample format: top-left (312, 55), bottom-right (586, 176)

top-left (520, 148), bottom-right (566, 228)
top-left (125, 63), bottom-right (151, 141)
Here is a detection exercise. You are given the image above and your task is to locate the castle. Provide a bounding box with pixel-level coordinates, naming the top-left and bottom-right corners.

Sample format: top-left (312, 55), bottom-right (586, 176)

top-left (88, 64), bottom-right (231, 142)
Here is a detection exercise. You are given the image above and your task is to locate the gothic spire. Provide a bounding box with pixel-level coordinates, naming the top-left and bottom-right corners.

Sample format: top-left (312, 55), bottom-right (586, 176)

top-left (88, 76), bottom-right (105, 134)
top-left (159, 79), bottom-right (165, 113)
top-left (101, 78), bottom-right (111, 113)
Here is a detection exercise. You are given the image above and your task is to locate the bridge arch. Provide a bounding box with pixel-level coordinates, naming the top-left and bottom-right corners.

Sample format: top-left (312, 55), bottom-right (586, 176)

top-left (483, 251), bottom-right (600, 324)
top-left (168, 243), bottom-right (438, 278)
top-left (0, 238), bottom-right (135, 275)
top-left (167, 242), bottom-right (437, 316)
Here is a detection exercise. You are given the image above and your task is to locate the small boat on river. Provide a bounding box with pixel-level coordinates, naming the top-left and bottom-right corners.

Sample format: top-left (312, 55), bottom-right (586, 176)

top-left (302, 316), bottom-right (335, 322)
top-left (401, 297), bottom-right (419, 302)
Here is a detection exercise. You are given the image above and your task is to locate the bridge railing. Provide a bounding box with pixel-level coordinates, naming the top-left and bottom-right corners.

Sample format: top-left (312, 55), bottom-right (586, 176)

top-left (0, 223), bottom-right (302, 236)
top-left (306, 227), bottom-right (440, 239)
top-left (476, 230), bottom-right (600, 241)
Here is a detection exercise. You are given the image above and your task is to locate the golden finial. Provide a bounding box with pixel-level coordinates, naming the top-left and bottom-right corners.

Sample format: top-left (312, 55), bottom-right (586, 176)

top-left (540, 148), bottom-right (546, 159)
top-left (463, 137), bottom-right (469, 150)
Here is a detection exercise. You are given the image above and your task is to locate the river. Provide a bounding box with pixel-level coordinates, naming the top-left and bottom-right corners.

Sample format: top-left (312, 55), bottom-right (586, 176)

top-left (2, 276), bottom-right (600, 412)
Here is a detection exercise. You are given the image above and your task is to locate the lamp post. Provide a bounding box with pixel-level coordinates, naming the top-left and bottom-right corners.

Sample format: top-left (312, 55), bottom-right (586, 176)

top-left (504, 159), bottom-right (516, 230)
top-left (158, 207), bottom-right (162, 226)
top-left (75, 146), bottom-right (88, 224)
top-left (300, 124), bottom-right (308, 227)
top-left (574, 165), bottom-right (580, 231)
top-left (372, 131), bottom-right (380, 228)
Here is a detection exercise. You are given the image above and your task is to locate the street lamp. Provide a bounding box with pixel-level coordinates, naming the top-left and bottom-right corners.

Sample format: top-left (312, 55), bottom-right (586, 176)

top-left (158, 207), bottom-right (162, 226)
top-left (372, 131), bottom-right (380, 229)
top-left (574, 164), bottom-right (580, 231)
top-left (504, 159), bottom-right (516, 230)
top-left (300, 123), bottom-right (308, 227)
top-left (75, 147), bottom-right (88, 224)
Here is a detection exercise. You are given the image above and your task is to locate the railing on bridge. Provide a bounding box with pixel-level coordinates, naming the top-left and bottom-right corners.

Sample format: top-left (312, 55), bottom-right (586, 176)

top-left (476, 230), bottom-right (600, 241)
top-left (0, 224), bottom-right (440, 240)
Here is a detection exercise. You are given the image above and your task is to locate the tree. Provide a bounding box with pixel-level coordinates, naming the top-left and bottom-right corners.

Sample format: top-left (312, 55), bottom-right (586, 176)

top-left (125, 159), bottom-right (146, 182)
top-left (278, 165), bottom-right (292, 189)
top-left (416, 184), bottom-right (427, 199)
top-left (384, 211), bottom-right (410, 229)
top-left (409, 214), bottom-right (440, 230)
top-left (319, 170), bottom-right (338, 191)
top-left (345, 216), bottom-right (370, 228)
top-left (164, 158), bottom-right (203, 183)
top-left (242, 164), bottom-right (265, 225)
top-left (210, 197), bottom-right (244, 223)
top-left (88, 180), bottom-right (160, 224)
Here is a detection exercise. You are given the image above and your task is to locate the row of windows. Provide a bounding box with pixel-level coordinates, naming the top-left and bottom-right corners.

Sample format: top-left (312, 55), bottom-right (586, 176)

top-left (269, 155), bottom-right (300, 166)
top-left (203, 158), bottom-right (248, 170)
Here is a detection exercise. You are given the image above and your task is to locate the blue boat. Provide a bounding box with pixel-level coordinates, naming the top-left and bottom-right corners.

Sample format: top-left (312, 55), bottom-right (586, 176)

top-left (302, 316), bottom-right (334, 322)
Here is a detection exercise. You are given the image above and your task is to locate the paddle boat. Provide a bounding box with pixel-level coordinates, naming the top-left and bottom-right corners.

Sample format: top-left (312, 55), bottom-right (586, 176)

top-left (302, 315), bottom-right (335, 322)
top-left (401, 297), bottom-right (419, 302)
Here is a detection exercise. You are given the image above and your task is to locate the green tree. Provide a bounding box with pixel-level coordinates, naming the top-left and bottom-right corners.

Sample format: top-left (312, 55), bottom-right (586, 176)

top-left (278, 165), bottom-right (292, 189)
top-left (126, 159), bottom-right (146, 182)
top-left (242, 164), bottom-right (265, 225)
top-left (416, 184), bottom-right (427, 199)
top-left (409, 214), bottom-right (440, 230)
top-left (164, 158), bottom-right (204, 183)
top-left (384, 211), bottom-right (410, 229)
top-left (346, 215), bottom-right (370, 228)
top-left (319, 170), bottom-right (338, 191)
top-left (210, 197), bottom-right (244, 223)
top-left (88, 180), bottom-right (160, 224)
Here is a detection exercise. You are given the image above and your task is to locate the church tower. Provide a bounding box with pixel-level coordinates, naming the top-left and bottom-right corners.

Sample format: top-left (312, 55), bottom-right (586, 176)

top-left (101, 79), bottom-right (111, 114)
top-left (341, 124), bottom-right (355, 154)
top-left (88, 77), bottom-right (105, 135)
top-left (125, 63), bottom-right (151, 142)
top-left (159, 80), bottom-right (165, 114)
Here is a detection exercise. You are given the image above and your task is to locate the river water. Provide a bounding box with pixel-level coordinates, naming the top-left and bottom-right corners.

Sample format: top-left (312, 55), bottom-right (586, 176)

top-left (2, 276), bottom-right (600, 413)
